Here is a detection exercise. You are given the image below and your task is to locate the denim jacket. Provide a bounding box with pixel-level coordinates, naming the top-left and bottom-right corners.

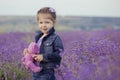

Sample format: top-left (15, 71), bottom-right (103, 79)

top-left (35, 27), bottom-right (64, 69)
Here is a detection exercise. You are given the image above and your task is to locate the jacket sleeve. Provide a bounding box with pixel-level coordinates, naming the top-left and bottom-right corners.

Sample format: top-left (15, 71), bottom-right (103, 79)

top-left (42, 35), bottom-right (64, 62)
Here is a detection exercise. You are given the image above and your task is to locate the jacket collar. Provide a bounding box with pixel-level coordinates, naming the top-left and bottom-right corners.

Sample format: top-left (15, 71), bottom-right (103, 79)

top-left (48, 27), bottom-right (55, 35)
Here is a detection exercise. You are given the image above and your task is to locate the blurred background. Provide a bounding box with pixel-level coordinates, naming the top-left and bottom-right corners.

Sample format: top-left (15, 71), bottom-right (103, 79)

top-left (0, 0), bottom-right (120, 32)
top-left (0, 0), bottom-right (120, 79)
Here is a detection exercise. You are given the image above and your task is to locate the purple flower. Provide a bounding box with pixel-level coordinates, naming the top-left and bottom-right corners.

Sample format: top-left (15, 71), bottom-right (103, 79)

top-left (49, 7), bottom-right (56, 13)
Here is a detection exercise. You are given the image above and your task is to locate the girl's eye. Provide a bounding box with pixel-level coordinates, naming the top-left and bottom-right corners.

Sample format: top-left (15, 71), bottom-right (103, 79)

top-left (39, 22), bottom-right (43, 24)
top-left (39, 21), bottom-right (51, 24)
top-left (45, 21), bottom-right (50, 24)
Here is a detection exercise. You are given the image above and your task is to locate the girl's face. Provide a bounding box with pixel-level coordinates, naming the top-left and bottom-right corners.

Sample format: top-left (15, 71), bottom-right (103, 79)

top-left (37, 13), bottom-right (55, 35)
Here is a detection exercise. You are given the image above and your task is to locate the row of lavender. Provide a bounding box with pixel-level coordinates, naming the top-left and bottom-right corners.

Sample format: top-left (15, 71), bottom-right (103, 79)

top-left (60, 30), bottom-right (120, 80)
top-left (0, 32), bottom-right (33, 80)
top-left (0, 29), bottom-right (120, 80)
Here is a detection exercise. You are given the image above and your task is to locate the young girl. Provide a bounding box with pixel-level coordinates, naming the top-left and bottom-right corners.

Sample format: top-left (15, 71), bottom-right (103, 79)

top-left (24, 7), bottom-right (64, 80)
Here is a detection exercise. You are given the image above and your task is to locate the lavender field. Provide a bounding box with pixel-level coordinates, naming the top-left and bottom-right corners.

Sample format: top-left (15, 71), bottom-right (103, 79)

top-left (0, 29), bottom-right (120, 80)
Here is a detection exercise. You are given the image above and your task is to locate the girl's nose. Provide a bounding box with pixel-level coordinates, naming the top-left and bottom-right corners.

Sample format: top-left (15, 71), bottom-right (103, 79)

top-left (42, 23), bottom-right (46, 26)
top-left (41, 24), bottom-right (47, 28)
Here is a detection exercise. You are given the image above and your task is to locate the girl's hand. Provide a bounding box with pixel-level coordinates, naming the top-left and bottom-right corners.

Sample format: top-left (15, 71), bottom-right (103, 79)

top-left (33, 54), bottom-right (43, 62)
top-left (23, 48), bottom-right (29, 55)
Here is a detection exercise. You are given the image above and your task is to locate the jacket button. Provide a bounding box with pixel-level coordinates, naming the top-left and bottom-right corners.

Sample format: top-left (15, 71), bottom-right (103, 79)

top-left (46, 43), bottom-right (49, 46)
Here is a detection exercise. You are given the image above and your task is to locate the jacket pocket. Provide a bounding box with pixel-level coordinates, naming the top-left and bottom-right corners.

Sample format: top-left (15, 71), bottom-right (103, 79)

top-left (43, 41), bottom-right (53, 53)
top-left (44, 41), bottom-right (53, 46)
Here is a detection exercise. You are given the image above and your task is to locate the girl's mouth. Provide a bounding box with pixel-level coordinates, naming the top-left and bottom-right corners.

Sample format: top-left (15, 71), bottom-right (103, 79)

top-left (43, 29), bottom-right (47, 30)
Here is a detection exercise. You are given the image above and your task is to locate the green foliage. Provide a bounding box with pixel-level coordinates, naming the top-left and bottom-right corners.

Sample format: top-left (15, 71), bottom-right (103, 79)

top-left (0, 69), bottom-right (4, 77)
top-left (0, 62), bottom-right (31, 80)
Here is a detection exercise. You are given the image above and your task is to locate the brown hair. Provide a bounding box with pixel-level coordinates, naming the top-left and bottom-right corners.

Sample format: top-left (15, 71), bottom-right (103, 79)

top-left (37, 7), bottom-right (56, 22)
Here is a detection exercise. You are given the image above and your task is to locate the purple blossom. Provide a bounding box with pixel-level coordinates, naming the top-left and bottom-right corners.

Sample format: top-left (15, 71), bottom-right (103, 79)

top-left (0, 29), bottom-right (120, 79)
top-left (49, 7), bottom-right (56, 13)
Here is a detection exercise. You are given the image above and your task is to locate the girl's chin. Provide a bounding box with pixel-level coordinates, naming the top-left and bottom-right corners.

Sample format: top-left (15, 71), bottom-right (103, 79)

top-left (42, 31), bottom-right (49, 34)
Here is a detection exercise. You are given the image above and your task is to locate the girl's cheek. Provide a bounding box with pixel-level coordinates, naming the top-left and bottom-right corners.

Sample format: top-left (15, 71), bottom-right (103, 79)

top-left (38, 25), bottom-right (41, 29)
top-left (38, 27), bottom-right (41, 31)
